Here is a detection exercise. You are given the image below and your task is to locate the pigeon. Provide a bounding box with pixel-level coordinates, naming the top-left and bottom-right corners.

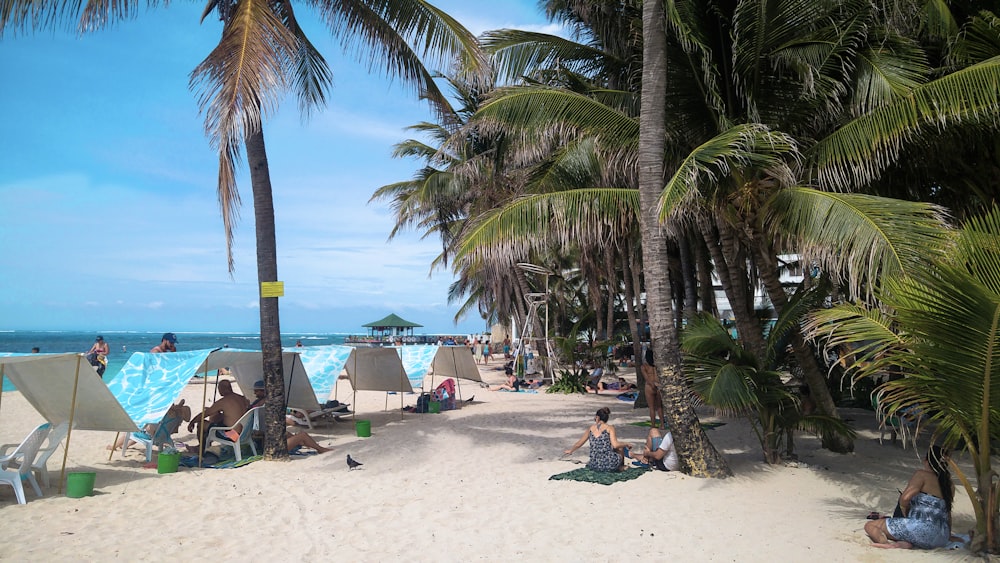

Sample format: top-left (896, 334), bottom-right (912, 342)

top-left (466, 395), bottom-right (475, 403)
top-left (346, 454), bottom-right (363, 470)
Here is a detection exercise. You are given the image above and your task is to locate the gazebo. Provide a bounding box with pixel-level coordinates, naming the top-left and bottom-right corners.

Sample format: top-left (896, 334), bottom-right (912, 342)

top-left (362, 313), bottom-right (423, 342)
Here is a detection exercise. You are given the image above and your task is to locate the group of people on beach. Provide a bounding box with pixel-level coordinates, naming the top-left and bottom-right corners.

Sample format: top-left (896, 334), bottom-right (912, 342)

top-left (563, 407), bottom-right (678, 473)
top-left (108, 333), bottom-right (331, 458)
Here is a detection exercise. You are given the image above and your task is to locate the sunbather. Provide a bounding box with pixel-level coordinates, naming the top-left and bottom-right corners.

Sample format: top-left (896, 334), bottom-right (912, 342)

top-left (564, 407), bottom-right (630, 472)
top-left (249, 383), bottom-right (331, 454)
top-left (187, 380), bottom-right (249, 453)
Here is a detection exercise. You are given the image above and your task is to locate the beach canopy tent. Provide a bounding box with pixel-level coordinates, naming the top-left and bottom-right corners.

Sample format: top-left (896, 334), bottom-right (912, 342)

top-left (346, 348), bottom-right (413, 393)
top-left (397, 345), bottom-right (482, 398)
top-left (0, 353), bottom-right (136, 431)
top-left (107, 349), bottom-right (321, 428)
top-left (0, 353), bottom-right (138, 493)
top-left (345, 347), bottom-right (412, 418)
top-left (361, 313), bottom-right (422, 340)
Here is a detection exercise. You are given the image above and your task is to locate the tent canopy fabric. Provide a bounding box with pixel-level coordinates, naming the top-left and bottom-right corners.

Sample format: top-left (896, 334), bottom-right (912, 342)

top-left (106, 350), bottom-right (215, 427)
top-left (107, 349), bottom-right (320, 428)
top-left (345, 348), bottom-right (413, 393)
top-left (397, 346), bottom-right (482, 390)
top-left (0, 353), bottom-right (137, 432)
top-left (289, 345), bottom-right (353, 401)
top-left (361, 313), bottom-right (422, 329)
top-left (430, 346), bottom-right (482, 382)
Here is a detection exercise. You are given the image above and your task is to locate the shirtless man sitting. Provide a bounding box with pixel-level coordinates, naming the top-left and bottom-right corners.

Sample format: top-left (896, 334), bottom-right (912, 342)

top-left (187, 379), bottom-right (250, 453)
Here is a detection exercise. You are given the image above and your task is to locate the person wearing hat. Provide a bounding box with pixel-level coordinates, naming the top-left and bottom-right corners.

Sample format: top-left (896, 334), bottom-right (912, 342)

top-left (151, 332), bottom-right (178, 353)
top-left (86, 335), bottom-right (110, 377)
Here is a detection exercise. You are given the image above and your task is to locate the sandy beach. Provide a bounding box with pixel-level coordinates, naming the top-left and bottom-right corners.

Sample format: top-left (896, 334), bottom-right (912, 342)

top-left (0, 363), bottom-right (976, 561)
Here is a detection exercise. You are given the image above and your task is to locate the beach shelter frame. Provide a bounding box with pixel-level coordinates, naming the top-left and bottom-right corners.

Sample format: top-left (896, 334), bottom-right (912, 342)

top-left (0, 353), bottom-right (138, 493)
top-left (345, 347), bottom-right (412, 420)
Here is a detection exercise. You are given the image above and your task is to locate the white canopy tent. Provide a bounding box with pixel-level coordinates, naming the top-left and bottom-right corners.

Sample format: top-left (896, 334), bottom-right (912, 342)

top-left (0, 353), bottom-right (138, 493)
top-left (345, 347), bottom-right (412, 419)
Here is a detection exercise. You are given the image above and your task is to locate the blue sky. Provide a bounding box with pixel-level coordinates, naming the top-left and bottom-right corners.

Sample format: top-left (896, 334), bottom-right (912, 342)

top-left (0, 1), bottom-right (560, 335)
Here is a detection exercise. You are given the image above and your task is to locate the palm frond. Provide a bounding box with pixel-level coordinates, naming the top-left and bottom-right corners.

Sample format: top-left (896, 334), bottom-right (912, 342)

top-left (475, 86), bottom-right (639, 149)
top-left (809, 56), bottom-right (1000, 190)
top-left (948, 10), bottom-right (1000, 66)
top-left (190, 0), bottom-right (298, 272)
top-left (455, 188), bottom-right (639, 266)
top-left (481, 28), bottom-right (617, 85)
top-left (659, 124), bottom-right (798, 221)
top-left (768, 188), bottom-right (950, 299)
top-left (275, 0), bottom-right (332, 119)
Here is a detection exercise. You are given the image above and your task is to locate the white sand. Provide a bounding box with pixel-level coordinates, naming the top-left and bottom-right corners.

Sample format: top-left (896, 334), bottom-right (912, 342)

top-left (0, 364), bottom-right (975, 561)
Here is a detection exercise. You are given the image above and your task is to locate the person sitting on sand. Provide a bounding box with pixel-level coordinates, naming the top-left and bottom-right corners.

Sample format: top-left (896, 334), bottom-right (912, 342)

top-left (248, 381), bottom-right (331, 454)
top-left (492, 368), bottom-right (520, 391)
top-left (865, 445), bottom-right (954, 549)
top-left (633, 426), bottom-right (679, 471)
top-left (564, 407), bottom-right (630, 472)
top-left (186, 379), bottom-right (249, 453)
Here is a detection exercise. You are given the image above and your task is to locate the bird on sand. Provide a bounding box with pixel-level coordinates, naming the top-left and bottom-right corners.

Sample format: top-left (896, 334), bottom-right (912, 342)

top-left (347, 454), bottom-right (363, 470)
top-left (466, 395), bottom-right (475, 402)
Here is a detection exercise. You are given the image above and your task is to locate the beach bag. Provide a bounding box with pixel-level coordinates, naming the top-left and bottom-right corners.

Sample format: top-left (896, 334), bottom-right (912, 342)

top-left (416, 393), bottom-right (431, 413)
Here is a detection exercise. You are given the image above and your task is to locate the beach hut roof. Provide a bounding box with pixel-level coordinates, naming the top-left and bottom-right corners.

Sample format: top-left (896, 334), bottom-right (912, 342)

top-left (362, 313), bottom-right (422, 329)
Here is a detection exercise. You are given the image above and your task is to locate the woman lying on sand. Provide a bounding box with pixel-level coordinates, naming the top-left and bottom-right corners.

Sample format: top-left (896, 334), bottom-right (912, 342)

top-left (564, 407), bottom-right (629, 472)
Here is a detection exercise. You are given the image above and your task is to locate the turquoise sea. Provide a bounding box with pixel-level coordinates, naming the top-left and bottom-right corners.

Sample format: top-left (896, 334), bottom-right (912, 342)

top-left (0, 330), bottom-right (352, 392)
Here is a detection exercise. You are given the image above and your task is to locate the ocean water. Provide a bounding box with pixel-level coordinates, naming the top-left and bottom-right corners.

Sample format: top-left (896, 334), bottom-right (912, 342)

top-left (0, 330), bottom-right (349, 391)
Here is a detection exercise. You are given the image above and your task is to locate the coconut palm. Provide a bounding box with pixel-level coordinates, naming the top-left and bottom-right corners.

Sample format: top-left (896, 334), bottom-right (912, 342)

top-left (804, 206), bottom-right (1000, 553)
top-left (2, 0), bottom-right (486, 457)
top-left (682, 293), bottom-right (856, 464)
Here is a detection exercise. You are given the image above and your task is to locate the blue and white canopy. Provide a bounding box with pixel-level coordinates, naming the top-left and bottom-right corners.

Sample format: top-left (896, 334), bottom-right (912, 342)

top-left (107, 349), bottom-right (320, 428)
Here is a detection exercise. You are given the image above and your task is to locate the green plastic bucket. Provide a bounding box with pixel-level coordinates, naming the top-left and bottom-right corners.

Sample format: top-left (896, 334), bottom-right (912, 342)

top-left (66, 472), bottom-right (96, 498)
top-left (158, 452), bottom-right (181, 474)
top-left (428, 401), bottom-right (442, 414)
top-left (355, 420), bottom-right (371, 438)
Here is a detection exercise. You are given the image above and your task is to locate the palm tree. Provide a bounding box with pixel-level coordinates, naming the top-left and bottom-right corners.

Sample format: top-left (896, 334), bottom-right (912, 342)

top-left (804, 206), bottom-right (1000, 554)
top-left (2, 0), bottom-right (486, 458)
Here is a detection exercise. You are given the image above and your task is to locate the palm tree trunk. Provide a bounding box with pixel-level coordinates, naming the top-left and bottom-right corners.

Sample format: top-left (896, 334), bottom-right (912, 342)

top-left (639, 0), bottom-right (730, 477)
top-left (604, 248), bottom-right (617, 343)
top-left (754, 244), bottom-right (853, 453)
top-left (627, 240), bottom-right (649, 410)
top-left (246, 128), bottom-right (288, 461)
top-left (698, 216), bottom-right (767, 358)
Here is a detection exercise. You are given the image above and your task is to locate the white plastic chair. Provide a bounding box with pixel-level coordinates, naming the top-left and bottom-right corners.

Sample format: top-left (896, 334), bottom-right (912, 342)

top-left (206, 407), bottom-right (260, 462)
top-left (0, 423), bottom-right (51, 504)
top-left (27, 422), bottom-right (69, 488)
top-left (0, 422), bottom-right (67, 487)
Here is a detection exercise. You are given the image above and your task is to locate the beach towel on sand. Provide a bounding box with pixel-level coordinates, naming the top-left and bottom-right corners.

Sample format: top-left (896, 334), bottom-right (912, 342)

top-left (549, 466), bottom-right (650, 485)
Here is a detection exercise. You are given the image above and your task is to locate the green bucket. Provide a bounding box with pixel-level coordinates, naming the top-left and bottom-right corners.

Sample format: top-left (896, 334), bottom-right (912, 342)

top-left (355, 420), bottom-right (371, 438)
top-left (428, 401), bottom-right (442, 414)
top-left (157, 452), bottom-right (181, 474)
top-left (66, 472), bottom-right (96, 498)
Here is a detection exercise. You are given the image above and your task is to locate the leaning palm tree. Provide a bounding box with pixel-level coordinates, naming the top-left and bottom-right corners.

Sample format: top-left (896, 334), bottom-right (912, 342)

top-left (1, 0), bottom-right (486, 458)
top-left (805, 206), bottom-right (1000, 554)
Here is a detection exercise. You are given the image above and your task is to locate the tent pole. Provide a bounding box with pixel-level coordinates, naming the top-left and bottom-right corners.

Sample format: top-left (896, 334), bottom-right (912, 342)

top-left (108, 433), bottom-right (119, 462)
top-left (58, 356), bottom-right (83, 494)
top-left (198, 367), bottom-right (211, 468)
top-left (399, 368), bottom-right (404, 420)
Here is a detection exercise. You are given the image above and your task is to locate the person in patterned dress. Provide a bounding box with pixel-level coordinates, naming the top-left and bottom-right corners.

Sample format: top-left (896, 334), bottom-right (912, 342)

top-left (564, 407), bottom-right (630, 472)
top-left (865, 445), bottom-right (954, 549)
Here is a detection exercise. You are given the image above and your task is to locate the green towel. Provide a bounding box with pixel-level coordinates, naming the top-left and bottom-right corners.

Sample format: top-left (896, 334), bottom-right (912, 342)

top-left (549, 466), bottom-right (650, 485)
